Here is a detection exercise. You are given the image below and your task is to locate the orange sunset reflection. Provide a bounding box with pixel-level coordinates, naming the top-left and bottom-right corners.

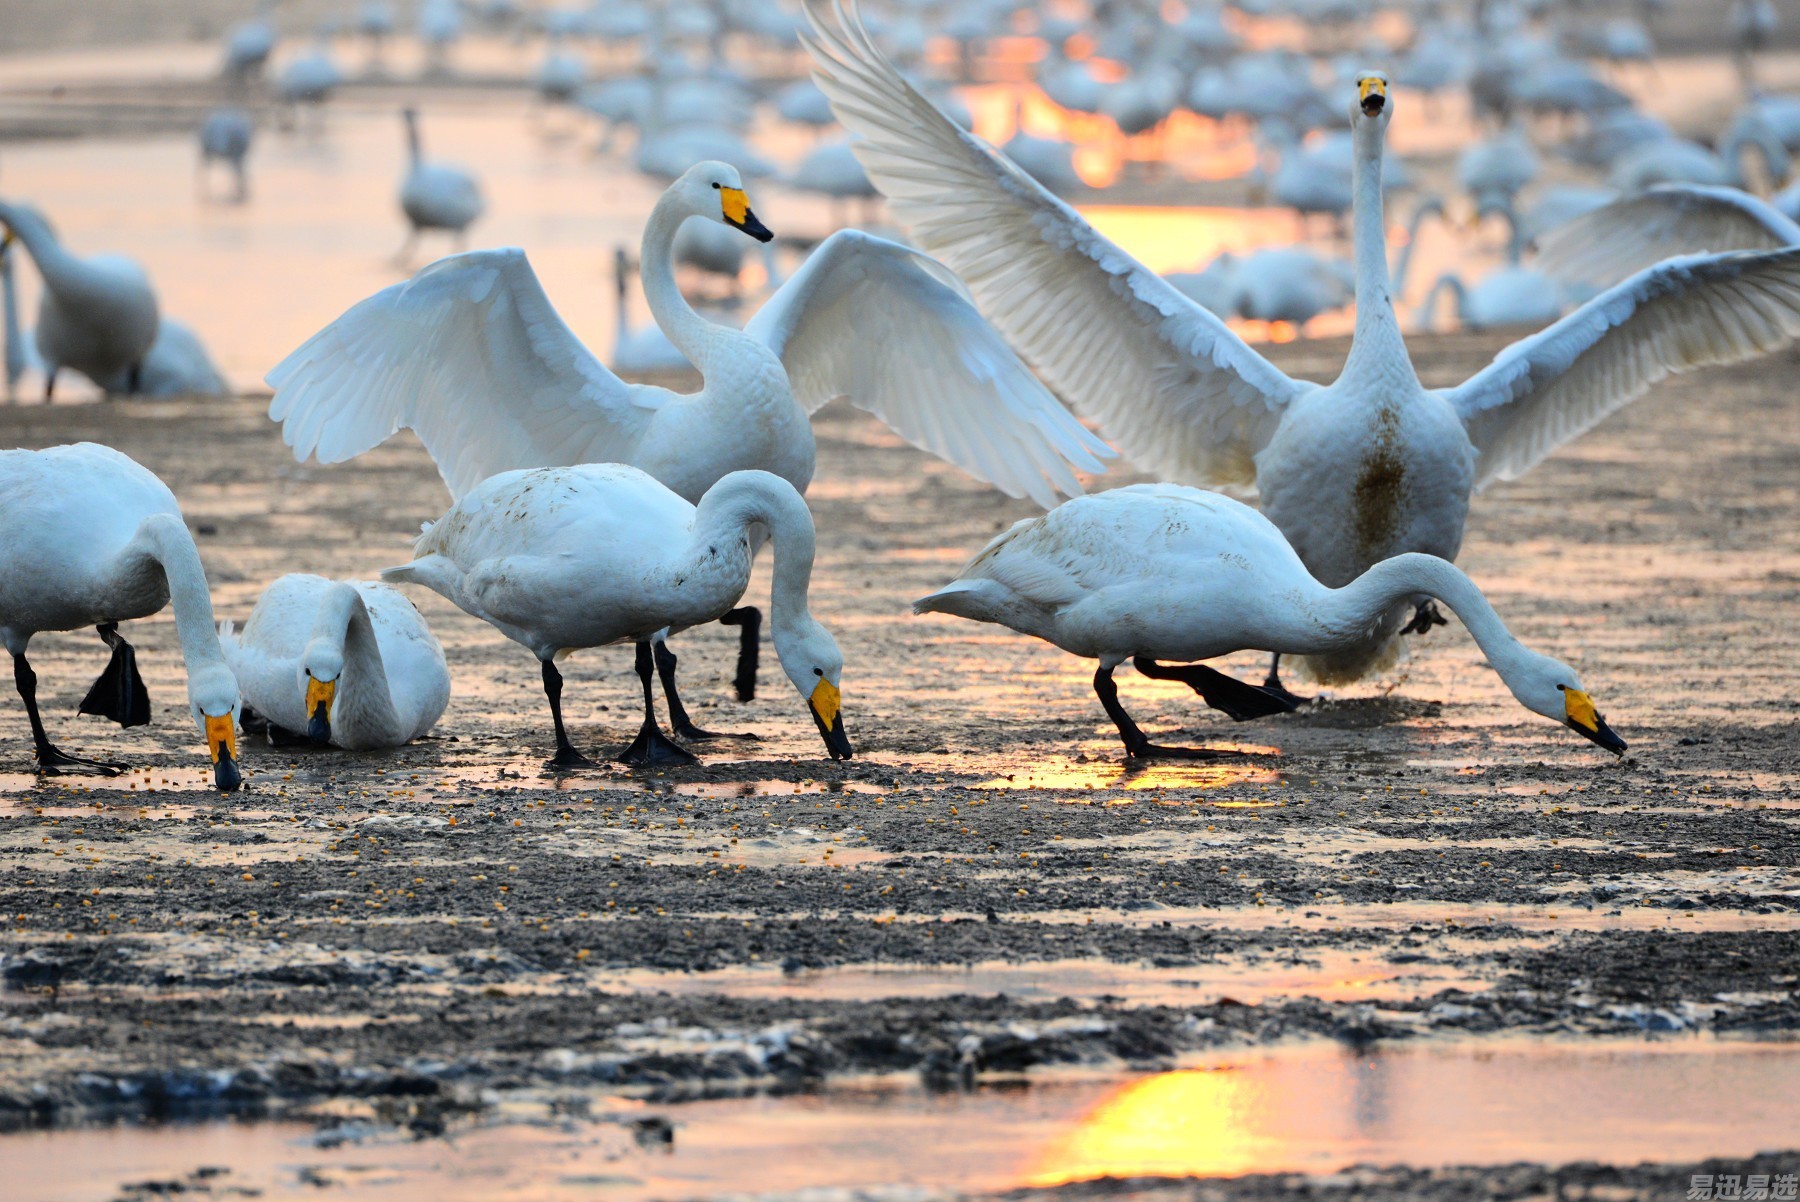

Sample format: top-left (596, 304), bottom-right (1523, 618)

top-left (1026, 1068), bottom-right (1265, 1185)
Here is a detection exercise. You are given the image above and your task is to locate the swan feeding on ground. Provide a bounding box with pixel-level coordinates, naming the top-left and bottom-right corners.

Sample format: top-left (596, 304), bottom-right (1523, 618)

top-left (918, 485), bottom-right (1627, 761)
top-left (803, 1), bottom-right (1800, 697)
top-left (0, 444), bottom-right (240, 789)
top-left (383, 464), bottom-right (850, 767)
top-left (267, 161), bottom-right (1107, 726)
top-left (221, 574), bottom-right (450, 751)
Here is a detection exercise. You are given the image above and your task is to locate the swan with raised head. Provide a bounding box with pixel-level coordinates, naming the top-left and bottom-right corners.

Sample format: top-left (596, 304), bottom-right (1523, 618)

top-left (397, 108), bottom-right (484, 265)
top-left (0, 444), bottom-right (241, 789)
top-left (221, 574), bottom-right (449, 750)
top-left (917, 485), bottom-right (1627, 761)
top-left (267, 161), bottom-right (1109, 723)
top-left (383, 464), bottom-right (849, 767)
top-left (803, 1), bottom-right (1800, 696)
top-left (0, 203), bottom-right (158, 399)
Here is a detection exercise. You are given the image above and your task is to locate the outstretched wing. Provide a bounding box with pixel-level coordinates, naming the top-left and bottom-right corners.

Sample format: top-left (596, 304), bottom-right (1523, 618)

top-left (746, 229), bottom-right (1114, 508)
top-left (1534, 184), bottom-right (1800, 292)
top-left (800, 0), bottom-right (1309, 493)
top-left (1448, 247), bottom-right (1800, 488)
top-left (267, 249), bottom-right (653, 500)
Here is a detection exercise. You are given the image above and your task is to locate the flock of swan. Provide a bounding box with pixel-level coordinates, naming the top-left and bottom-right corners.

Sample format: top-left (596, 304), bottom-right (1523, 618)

top-left (11, 0), bottom-right (1800, 789)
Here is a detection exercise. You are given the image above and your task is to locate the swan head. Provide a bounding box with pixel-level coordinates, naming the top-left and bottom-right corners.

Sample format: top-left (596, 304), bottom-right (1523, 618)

top-left (774, 617), bottom-right (852, 761)
top-left (187, 661), bottom-right (244, 792)
top-left (1352, 71), bottom-right (1389, 123)
top-left (0, 200), bottom-right (57, 249)
top-left (301, 638), bottom-right (344, 745)
top-left (675, 160), bottom-right (773, 243)
top-left (1507, 651), bottom-right (1628, 755)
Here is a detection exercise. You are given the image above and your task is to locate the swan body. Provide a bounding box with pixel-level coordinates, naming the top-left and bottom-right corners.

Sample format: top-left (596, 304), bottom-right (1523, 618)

top-left (0, 444), bottom-right (240, 788)
top-left (1457, 125), bottom-right (1538, 212)
top-left (917, 485), bottom-right (1626, 759)
top-left (0, 200), bottom-right (158, 397)
top-left (398, 108), bottom-right (484, 258)
top-left (804, 2), bottom-right (1800, 687)
top-left (97, 321), bottom-right (229, 398)
top-left (199, 108), bottom-right (253, 202)
top-left (221, 574), bottom-right (449, 750)
top-left (776, 79), bottom-right (838, 128)
top-left (384, 464), bottom-right (850, 764)
top-left (1422, 268), bottom-right (1565, 331)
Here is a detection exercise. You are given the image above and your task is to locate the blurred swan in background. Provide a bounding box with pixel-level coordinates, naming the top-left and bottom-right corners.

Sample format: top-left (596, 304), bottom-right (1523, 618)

top-left (198, 107), bottom-right (253, 202)
top-left (397, 108), bottom-right (485, 265)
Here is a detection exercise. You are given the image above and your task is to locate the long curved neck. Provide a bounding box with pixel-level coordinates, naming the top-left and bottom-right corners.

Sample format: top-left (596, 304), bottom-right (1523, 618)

top-left (1309, 552), bottom-right (1528, 676)
top-left (640, 194), bottom-right (719, 366)
top-left (0, 208), bottom-right (79, 284)
top-left (133, 514), bottom-right (231, 686)
top-left (1339, 119), bottom-right (1417, 389)
top-left (1390, 197), bottom-right (1441, 297)
top-left (313, 584), bottom-right (401, 733)
top-left (614, 253), bottom-right (631, 343)
top-left (404, 114), bottom-right (422, 165)
top-left (2, 250), bottom-right (24, 395)
top-left (691, 472), bottom-right (817, 629)
top-left (1421, 272), bottom-right (1466, 327)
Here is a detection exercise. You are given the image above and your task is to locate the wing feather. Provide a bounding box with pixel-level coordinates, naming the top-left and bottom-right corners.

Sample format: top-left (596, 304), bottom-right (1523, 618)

top-left (799, 0), bottom-right (1307, 493)
top-left (267, 249), bottom-right (651, 500)
top-left (1533, 184), bottom-right (1800, 292)
top-left (1448, 246), bottom-right (1800, 487)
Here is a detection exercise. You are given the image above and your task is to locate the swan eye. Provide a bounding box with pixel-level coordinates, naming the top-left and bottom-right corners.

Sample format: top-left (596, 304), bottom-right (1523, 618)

top-left (814, 668), bottom-right (824, 677)
top-left (711, 182), bottom-right (721, 189)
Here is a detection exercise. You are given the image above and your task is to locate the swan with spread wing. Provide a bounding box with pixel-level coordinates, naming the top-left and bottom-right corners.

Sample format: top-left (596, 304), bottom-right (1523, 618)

top-left (267, 160), bottom-right (1109, 739)
top-left (803, 0), bottom-right (1800, 696)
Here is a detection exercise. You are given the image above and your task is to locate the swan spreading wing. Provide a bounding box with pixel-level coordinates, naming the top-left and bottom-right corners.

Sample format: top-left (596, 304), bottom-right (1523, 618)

top-left (268, 248), bottom-right (650, 501)
top-left (746, 229), bottom-right (1114, 507)
top-left (1533, 184), bottom-right (1800, 292)
top-left (800, 0), bottom-right (1311, 492)
top-left (1447, 246), bottom-right (1800, 487)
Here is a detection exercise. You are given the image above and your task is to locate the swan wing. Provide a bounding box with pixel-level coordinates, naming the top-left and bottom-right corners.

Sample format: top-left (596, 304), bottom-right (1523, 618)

top-left (746, 229), bottom-right (1114, 508)
top-left (799, 0), bottom-right (1308, 492)
top-left (1534, 184), bottom-right (1800, 291)
top-left (267, 249), bottom-right (650, 501)
top-left (1448, 246), bottom-right (1800, 487)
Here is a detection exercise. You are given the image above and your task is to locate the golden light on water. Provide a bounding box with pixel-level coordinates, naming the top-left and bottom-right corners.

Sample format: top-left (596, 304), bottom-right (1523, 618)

top-left (1026, 1068), bottom-right (1264, 1185)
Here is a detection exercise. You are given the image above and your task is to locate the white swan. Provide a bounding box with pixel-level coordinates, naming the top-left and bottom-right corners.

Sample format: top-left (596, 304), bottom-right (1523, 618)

top-left (267, 162), bottom-right (1106, 721)
top-left (397, 108), bottom-right (485, 264)
top-left (1, 235), bottom-right (37, 400)
top-left (0, 444), bottom-right (241, 789)
top-left (917, 484), bottom-right (1627, 760)
top-left (198, 107), bottom-right (253, 203)
top-left (221, 574), bottom-right (449, 750)
top-left (803, 3), bottom-right (1800, 693)
top-left (0, 202), bottom-right (158, 399)
top-left (611, 246), bottom-right (693, 374)
top-left (1533, 183), bottom-right (1800, 292)
top-left (383, 464), bottom-right (849, 767)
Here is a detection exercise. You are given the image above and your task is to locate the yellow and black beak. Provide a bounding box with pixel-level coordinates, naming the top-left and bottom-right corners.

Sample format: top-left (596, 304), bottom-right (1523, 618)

top-left (206, 713), bottom-right (242, 792)
top-left (1563, 688), bottom-right (1627, 755)
top-left (1358, 76), bottom-right (1387, 118)
top-left (720, 186), bottom-right (774, 243)
top-left (305, 674), bottom-right (336, 745)
top-left (808, 678), bottom-right (852, 761)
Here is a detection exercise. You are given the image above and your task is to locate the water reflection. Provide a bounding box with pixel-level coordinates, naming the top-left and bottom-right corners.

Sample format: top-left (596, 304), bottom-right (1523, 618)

top-left (976, 746), bottom-right (1281, 792)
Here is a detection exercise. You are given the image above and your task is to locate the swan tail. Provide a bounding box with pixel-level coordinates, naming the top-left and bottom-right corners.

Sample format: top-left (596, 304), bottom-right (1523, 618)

top-left (913, 579), bottom-right (1002, 620)
top-left (380, 554), bottom-right (461, 597)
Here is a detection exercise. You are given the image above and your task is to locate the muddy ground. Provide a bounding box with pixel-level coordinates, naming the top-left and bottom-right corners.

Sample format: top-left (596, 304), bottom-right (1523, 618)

top-left (0, 330), bottom-right (1797, 1195)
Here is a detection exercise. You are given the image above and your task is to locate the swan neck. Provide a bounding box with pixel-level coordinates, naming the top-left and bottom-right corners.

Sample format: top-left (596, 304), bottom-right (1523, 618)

top-left (1390, 199), bottom-right (1439, 297)
top-left (404, 113), bottom-right (422, 164)
top-left (694, 472), bottom-right (816, 627)
top-left (1341, 120), bottom-right (1415, 385)
top-left (136, 514), bottom-right (230, 684)
top-left (1327, 553), bottom-right (1523, 671)
top-left (313, 584), bottom-right (400, 727)
top-left (1, 250), bottom-right (24, 392)
top-left (640, 195), bottom-right (714, 366)
top-left (0, 208), bottom-right (77, 281)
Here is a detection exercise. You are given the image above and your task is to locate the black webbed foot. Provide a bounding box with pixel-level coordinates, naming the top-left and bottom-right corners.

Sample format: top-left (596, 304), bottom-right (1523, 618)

top-left (1400, 600), bottom-right (1448, 637)
top-left (78, 625), bottom-right (151, 728)
top-left (618, 720), bottom-right (697, 767)
top-left (1135, 658), bottom-right (1298, 722)
top-left (36, 744), bottom-right (128, 776)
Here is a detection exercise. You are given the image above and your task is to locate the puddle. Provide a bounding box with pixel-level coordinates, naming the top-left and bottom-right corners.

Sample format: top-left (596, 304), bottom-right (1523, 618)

top-left (13, 1040), bottom-right (1800, 1202)
top-left (975, 751), bottom-right (1280, 793)
top-left (0, 764), bottom-right (237, 800)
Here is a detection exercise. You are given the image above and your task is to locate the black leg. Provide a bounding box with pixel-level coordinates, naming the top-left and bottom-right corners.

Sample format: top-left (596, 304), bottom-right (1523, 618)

top-left (1134, 657), bottom-right (1299, 722)
top-left (78, 623), bottom-right (152, 728)
top-left (1092, 661), bottom-right (1233, 761)
top-left (126, 362), bottom-right (143, 395)
top-left (43, 369), bottom-right (55, 403)
top-left (541, 658), bottom-right (595, 769)
top-left (14, 652), bottom-right (125, 775)
top-left (653, 640), bottom-right (754, 741)
top-left (621, 641), bottom-right (697, 767)
top-left (719, 606), bottom-right (761, 701)
top-left (1261, 653), bottom-right (1312, 709)
top-left (1400, 600), bottom-right (1448, 637)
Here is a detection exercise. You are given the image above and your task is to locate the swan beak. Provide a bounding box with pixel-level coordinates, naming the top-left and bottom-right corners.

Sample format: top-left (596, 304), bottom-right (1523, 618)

top-left (206, 713), bottom-right (242, 792)
top-left (809, 678), bottom-right (852, 761)
top-left (1564, 688), bottom-right (1627, 755)
top-left (720, 186), bottom-right (774, 243)
top-left (305, 674), bottom-right (336, 745)
top-left (1358, 77), bottom-right (1387, 117)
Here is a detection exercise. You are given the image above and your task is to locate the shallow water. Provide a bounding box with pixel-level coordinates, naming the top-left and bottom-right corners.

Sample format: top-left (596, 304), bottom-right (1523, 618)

top-left (12, 1040), bottom-right (1800, 1202)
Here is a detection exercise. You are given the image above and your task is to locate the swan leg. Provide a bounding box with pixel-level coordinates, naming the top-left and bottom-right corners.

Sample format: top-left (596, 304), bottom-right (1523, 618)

top-left (125, 363), bottom-right (143, 396)
top-left (720, 606), bottom-right (760, 701)
top-left (394, 228), bottom-right (419, 269)
top-left (1093, 661), bottom-right (1233, 761)
top-left (1133, 657), bottom-right (1297, 722)
top-left (1260, 653), bottom-right (1313, 709)
top-left (1400, 601), bottom-right (1448, 637)
top-left (653, 639), bottom-right (754, 741)
top-left (43, 369), bottom-right (55, 403)
top-left (540, 658), bottom-right (596, 769)
top-left (619, 641), bottom-right (696, 767)
top-left (14, 652), bottom-right (126, 775)
top-left (78, 624), bottom-right (152, 728)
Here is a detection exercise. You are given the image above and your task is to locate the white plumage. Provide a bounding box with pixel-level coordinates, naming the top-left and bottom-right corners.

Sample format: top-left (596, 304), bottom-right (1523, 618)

top-left (398, 109), bottom-right (485, 263)
top-left (917, 485), bottom-right (1627, 760)
top-left (1533, 184), bottom-right (1800, 293)
top-left (221, 574), bottom-right (449, 751)
top-left (802, 5), bottom-right (1800, 689)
